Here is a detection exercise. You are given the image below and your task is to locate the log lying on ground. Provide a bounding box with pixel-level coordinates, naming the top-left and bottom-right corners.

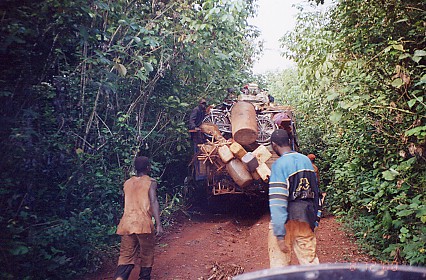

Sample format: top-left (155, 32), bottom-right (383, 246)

top-left (230, 101), bottom-right (258, 145)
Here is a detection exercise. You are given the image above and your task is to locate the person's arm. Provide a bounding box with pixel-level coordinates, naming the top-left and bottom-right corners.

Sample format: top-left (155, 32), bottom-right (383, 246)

top-left (149, 180), bottom-right (164, 235)
top-left (269, 181), bottom-right (289, 240)
top-left (269, 178), bottom-right (290, 253)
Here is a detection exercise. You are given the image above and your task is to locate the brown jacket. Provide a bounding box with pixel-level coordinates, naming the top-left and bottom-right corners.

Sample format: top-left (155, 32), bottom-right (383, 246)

top-left (116, 175), bottom-right (155, 235)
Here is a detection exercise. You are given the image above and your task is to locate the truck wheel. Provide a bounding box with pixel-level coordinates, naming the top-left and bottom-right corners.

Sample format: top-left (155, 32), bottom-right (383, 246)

top-left (256, 115), bottom-right (276, 143)
top-left (203, 112), bottom-right (231, 135)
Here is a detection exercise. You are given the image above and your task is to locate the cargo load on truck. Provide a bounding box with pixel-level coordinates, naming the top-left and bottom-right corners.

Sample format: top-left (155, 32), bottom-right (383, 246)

top-left (190, 85), bottom-right (298, 196)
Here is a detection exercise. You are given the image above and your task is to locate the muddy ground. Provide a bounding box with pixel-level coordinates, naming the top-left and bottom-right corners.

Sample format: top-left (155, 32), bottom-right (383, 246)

top-left (89, 195), bottom-right (374, 280)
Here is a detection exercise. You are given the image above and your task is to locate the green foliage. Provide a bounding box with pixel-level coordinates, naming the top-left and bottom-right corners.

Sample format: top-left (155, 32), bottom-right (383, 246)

top-left (276, 0), bottom-right (426, 265)
top-left (0, 0), bottom-right (258, 278)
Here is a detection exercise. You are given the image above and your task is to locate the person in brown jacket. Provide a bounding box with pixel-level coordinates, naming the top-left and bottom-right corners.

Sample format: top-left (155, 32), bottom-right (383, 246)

top-left (113, 156), bottom-right (164, 280)
top-left (307, 154), bottom-right (320, 186)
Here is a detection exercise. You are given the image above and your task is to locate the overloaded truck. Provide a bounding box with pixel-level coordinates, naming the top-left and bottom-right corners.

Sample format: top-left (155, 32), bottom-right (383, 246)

top-left (190, 84), bottom-right (298, 197)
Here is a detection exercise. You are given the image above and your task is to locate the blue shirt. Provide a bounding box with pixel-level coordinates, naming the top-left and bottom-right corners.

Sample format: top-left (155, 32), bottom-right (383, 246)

top-left (269, 151), bottom-right (321, 239)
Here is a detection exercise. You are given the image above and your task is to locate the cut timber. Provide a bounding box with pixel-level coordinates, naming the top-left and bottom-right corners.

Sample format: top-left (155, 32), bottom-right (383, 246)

top-left (229, 141), bottom-right (247, 159)
top-left (242, 152), bottom-right (259, 172)
top-left (226, 159), bottom-right (253, 188)
top-left (200, 123), bottom-right (224, 141)
top-left (218, 145), bottom-right (234, 163)
top-left (256, 162), bottom-right (271, 182)
top-left (252, 144), bottom-right (272, 163)
top-left (230, 101), bottom-right (258, 145)
top-left (266, 151), bottom-right (280, 169)
top-left (252, 170), bottom-right (261, 181)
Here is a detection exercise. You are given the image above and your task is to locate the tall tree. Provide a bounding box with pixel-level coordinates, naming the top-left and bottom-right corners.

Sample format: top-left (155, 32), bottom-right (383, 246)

top-left (279, 0), bottom-right (425, 264)
top-left (0, 0), bottom-right (260, 278)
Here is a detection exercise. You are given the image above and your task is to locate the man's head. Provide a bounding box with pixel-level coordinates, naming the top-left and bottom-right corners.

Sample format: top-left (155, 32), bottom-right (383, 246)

top-left (270, 129), bottom-right (291, 155)
top-left (199, 98), bottom-right (207, 109)
top-left (307, 154), bottom-right (316, 162)
top-left (271, 129), bottom-right (290, 147)
top-left (134, 156), bottom-right (150, 173)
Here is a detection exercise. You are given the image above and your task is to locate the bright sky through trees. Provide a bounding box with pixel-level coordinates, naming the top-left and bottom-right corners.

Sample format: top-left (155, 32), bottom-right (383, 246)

top-left (249, 0), bottom-right (333, 74)
top-left (248, 0), bottom-right (303, 74)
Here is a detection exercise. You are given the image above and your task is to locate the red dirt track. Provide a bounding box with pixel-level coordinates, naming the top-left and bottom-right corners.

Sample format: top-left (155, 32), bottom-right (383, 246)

top-left (90, 196), bottom-right (374, 280)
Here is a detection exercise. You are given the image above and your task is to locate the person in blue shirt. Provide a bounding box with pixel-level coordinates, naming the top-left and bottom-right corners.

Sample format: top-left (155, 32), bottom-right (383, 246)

top-left (268, 129), bottom-right (322, 267)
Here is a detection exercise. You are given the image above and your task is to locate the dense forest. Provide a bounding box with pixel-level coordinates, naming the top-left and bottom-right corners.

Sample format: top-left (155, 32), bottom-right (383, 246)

top-left (270, 0), bottom-right (425, 267)
top-left (0, 0), bottom-right (424, 279)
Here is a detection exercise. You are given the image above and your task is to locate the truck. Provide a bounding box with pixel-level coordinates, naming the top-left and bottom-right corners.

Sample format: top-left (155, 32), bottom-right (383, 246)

top-left (189, 84), bottom-right (299, 198)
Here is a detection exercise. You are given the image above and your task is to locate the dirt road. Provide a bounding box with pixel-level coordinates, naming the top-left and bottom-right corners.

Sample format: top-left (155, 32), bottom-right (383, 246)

top-left (92, 196), bottom-right (374, 280)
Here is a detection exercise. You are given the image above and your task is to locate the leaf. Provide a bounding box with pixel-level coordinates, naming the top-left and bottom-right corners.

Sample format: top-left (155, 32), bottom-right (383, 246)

top-left (414, 50), bottom-right (426, 57)
top-left (395, 18), bottom-right (408, 24)
top-left (326, 92), bottom-right (339, 101)
top-left (392, 44), bottom-right (404, 51)
top-left (412, 56), bottom-right (422, 63)
top-left (411, 50), bottom-right (425, 63)
top-left (107, 226), bottom-right (117, 235)
top-left (114, 63), bottom-right (127, 77)
top-left (400, 227), bottom-right (409, 234)
top-left (144, 62), bottom-right (153, 72)
top-left (382, 211), bottom-right (392, 229)
top-left (9, 245), bottom-right (29, 255)
top-left (407, 98), bottom-right (417, 108)
top-left (315, 70), bottom-right (321, 79)
top-left (405, 126), bottom-right (426, 137)
top-left (338, 101), bottom-right (351, 109)
top-left (382, 169), bottom-right (399, 181)
top-left (398, 53), bottom-right (411, 60)
top-left (397, 157), bottom-right (416, 171)
top-left (329, 111), bottom-right (342, 123)
top-left (391, 78), bottom-right (404, 88)
top-left (415, 74), bottom-right (426, 86)
top-left (397, 209), bottom-right (414, 217)
top-left (384, 46), bottom-right (392, 53)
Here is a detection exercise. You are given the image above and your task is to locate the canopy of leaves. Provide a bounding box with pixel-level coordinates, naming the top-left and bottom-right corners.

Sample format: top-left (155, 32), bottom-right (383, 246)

top-left (275, 0), bottom-right (425, 265)
top-left (0, 0), bottom-right (259, 278)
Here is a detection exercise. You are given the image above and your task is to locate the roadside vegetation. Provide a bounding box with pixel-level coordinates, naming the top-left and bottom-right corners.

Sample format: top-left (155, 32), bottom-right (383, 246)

top-left (0, 0), bottom-right (260, 278)
top-left (0, 0), bottom-right (424, 279)
top-left (268, 0), bottom-right (425, 266)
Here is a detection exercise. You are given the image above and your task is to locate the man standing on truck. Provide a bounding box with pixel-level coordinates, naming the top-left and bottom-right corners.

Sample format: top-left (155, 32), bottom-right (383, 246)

top-left (268, 129), bottom-right (322, 267)
top-left (113, 156), bottom-right (164, 280)
top-left (188, 98), bottom-right (208, 148)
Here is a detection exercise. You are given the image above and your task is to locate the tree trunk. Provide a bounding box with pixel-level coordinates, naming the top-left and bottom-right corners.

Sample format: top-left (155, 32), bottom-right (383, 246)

top-left (230, 101), bottom-right (258, 145)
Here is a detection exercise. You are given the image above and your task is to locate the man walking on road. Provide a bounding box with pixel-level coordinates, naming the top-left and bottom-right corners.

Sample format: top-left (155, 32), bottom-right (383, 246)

top-left (268, 130), bottom-right (322, 267)
top-left (113, 156), bottom-right (164, 280)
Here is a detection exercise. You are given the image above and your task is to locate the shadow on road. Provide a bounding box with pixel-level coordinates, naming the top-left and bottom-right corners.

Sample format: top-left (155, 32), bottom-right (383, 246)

top-left (188, 193), bottom-right (269, 227)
